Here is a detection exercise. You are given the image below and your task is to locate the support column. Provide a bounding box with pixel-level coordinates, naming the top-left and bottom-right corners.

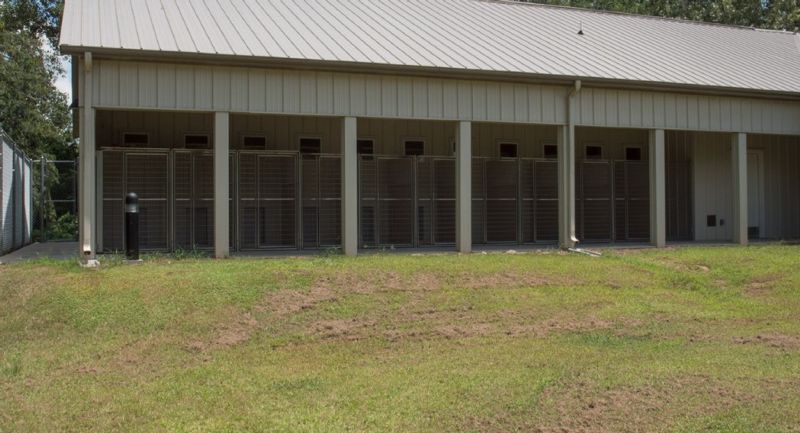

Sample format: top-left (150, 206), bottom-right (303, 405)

top-left (557, 124), bottom-right (577, 249)
top-left (341, 117), bottom-right (358, 256)
top-left (731, 132), bottom-right (748, 245)
top-left (649, 129), bottom-right (666, 247)
top-left (214, 112), bottom-right (230, 258)
top-left (79, 52), bottom-right (97, 265)
top-left (455, 121), bottom-right (472, 253)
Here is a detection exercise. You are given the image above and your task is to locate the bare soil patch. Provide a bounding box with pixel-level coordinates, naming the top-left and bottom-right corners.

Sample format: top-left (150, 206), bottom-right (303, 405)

top-left (734, 333), bottom-right (800, 349)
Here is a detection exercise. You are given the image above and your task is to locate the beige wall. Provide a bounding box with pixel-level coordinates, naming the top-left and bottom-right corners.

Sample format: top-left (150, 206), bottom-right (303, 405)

top-left (86, 59), bottom-right (800, 136)
top-left (576, 127), bottom-right (650, 161)
top-left (749, 134), bottom-right (800, 239)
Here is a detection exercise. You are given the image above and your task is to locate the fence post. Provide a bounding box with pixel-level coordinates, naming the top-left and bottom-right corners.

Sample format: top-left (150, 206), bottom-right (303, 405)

top-left (40, 156), bottom-right (46, 242)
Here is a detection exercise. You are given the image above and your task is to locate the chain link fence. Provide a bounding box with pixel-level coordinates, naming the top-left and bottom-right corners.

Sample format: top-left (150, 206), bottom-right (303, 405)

top-left (33, 157), bottom-right (78, 242)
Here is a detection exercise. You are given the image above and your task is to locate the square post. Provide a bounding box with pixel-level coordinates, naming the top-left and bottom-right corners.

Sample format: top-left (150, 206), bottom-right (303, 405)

top-left (649, 129), bottom-right (666, 247)
top-left (455, 121), bottom-right (472, 253)
top-left (557, 125), bottom-right (577, 249)
top-left (341, 117), bottom-right (358, 256)
top-left (214, 112), bottom-right (230, 258)
top-left (79, 52), bottom-right (97, 265)
top-left (731, 132), bottom-right (748, 245)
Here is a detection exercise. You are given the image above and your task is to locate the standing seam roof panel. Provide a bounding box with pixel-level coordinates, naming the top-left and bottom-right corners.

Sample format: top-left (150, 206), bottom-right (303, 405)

top-left (60, 0), bottom-right (800, 95)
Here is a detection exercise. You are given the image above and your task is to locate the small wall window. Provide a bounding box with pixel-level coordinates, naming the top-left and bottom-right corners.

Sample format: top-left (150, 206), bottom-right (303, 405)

top-left (499, 143), bottom-right (518, 158)
top-left (300, 137), bottom-right (321, 154)
top-left (543, 144), bottom-right (558, 159)
top-left (243, 136), bottom-right (267, 150)
top-left (404, 140), bottom-right (425, 156)
top-left (357, 139), bottom-right (374, 155)
top-left (184, 134), bottom-right (210, 149)
top-left (625, 147), bottom-right (642, 161)
top-left (585, 145), bottom-right (603, 160)
top-left (122, 132), bottom-right (149, 147)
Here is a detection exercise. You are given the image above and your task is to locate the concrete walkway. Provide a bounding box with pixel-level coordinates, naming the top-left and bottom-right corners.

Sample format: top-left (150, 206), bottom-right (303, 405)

top-left (0, 242), bottom-right (79, 264)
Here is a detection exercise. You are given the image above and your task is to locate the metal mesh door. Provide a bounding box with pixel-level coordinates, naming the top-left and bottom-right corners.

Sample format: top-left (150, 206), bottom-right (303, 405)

top-left (237, 153), bottom-right (297, 250)
top-left (485, 159), bottom-right (518, 243)
top-left (667, 161), bottom-right (693, 241)
top-left (102, 151), bottom-right (124, 251)
top-left (613, 161), bottom-right (650, 241)
top-left (433, 159), bottom-right (455, 244)
top-left (302, 155), bottom-right (341, 249)
top-left (416, 157), bottom-right (455, 246)
top-left (416, 158), bottom-right (434, 246)
top-left (259, 154), bottom-right (297, 248)
top-left (471, 158), bottom-right (486, 244)
top-left (359, 157), bottom-right (377, 247)
top-left (126, 153), bottom-right (169, 250)
top-left (577, 160), bottom-right (613, 242)
top-left (378, 158), bottom-right (414, 247)
top-left (358, 156), bottom-right (414, 248)
top-left (173, 151), bottom-right (215, 250)
top-left (534, 159), bottom-right (559, 242)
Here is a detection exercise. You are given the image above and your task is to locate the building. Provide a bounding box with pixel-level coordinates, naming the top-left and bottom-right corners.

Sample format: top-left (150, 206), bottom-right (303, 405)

top-left (59, 0), bottom-right (800, 261)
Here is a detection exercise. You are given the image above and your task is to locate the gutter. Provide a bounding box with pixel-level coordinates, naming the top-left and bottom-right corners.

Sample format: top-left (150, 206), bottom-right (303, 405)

top-left (60, 45), bottom-right (800, 102)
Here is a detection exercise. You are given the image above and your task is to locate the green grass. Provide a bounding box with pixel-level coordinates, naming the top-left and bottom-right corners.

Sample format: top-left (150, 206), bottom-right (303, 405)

top-left (1, 245), bottom-right (800, 433)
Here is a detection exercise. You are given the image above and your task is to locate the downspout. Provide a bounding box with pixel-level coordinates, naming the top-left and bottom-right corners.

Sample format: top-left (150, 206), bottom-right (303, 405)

top-left (566, 80), bottom-right (581, 246)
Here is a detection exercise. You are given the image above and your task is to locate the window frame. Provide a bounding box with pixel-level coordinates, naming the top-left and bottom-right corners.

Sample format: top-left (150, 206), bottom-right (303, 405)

top-left (357, 138), bottom-right (375, 155)
top-left (298, 135), bottom-right (323, 154)
top-left (542, 142), bottom-right (558, 159)
top-left (498, 142), bottom-right (519, 158)
top-left (241, 134), bottom-right (268, 150)
top-left (624, 145), bottom-right (643, 161)
top-left (584, 143), bottom-right (604, 160)
top-left (183, 133), bottom-right (211, 149)
top-left (403, 138), bottom-right (426, 157)
top-left (121, 131), bottom-right (150, 147)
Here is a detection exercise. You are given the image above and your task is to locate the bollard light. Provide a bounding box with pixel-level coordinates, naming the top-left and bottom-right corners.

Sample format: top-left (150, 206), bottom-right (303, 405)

top-left (125, 192), bottom-right (140, 261)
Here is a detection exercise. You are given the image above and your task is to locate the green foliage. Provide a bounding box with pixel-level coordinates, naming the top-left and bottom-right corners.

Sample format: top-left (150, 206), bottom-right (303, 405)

top-left (0, 0), bottom-right (72, 159)
top-left (518, 0), bottom-right (800, 31)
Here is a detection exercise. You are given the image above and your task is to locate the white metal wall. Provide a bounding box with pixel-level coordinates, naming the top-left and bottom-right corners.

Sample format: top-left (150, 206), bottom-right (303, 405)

top-left (88, 59), bottom-right (800, 136)
top-left (692, 133), bottom-right (734, 242)
top-left (576, 88), bottom-right (800, 136)
top-left (749, 134), bottom-right (800, 240)
top-left (0, 133), bottom-right (33, 255)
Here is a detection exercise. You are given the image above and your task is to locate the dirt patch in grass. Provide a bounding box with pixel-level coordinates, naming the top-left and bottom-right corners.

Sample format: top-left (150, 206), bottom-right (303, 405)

top-left (744, 273), bottom-right (785, 297)
top-left (733, 333), bottom-right (800, 349)
top-left (467, 374), bottom-right (795, 433)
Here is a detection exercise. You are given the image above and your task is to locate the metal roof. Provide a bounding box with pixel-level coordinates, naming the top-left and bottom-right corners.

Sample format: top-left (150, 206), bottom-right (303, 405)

top-left (60, 0), bottom-right (800, 95)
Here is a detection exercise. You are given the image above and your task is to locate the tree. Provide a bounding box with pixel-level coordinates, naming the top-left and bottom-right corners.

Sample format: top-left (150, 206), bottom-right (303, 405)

top-left (0, 0), bottom-right (72, 159)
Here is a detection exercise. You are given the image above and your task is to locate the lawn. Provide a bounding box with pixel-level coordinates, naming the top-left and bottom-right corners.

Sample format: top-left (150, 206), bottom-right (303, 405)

top-left (1, 246), bottom-right (799, 433)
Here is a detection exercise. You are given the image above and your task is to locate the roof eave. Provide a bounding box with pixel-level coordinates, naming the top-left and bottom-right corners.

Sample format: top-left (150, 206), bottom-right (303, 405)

top-left (60, 45), bottom-right (800, 102)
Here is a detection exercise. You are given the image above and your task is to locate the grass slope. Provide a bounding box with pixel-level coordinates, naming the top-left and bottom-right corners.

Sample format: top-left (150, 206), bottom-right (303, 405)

top-left (1, 246), bottom-right (799, 433)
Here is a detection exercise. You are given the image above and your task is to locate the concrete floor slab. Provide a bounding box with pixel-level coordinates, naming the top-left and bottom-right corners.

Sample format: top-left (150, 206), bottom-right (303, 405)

top-left (0, 242), bottom-right (79, 264)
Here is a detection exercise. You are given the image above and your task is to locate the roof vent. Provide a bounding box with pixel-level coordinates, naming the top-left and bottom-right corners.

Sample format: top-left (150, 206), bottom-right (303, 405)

top-left (578, 21), bottom-right (584, 35)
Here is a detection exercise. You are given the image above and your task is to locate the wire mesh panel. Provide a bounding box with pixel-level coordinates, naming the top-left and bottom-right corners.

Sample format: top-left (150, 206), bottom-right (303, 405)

top-left (432, 159), bottom-right (455, 244)
top-left (578, 160), bottom-right (613, 242)
top-left (667, 161), bottom-right (694, 241)
top-left (301, 155), bottom-right (341, 249)
top-left (613, 161), bottom-right (650, 241)
top-left (534, 160), bottom-right (559, 242)
top-left (126, 153), bottom-right (169, 250)
top-left (378, 157), bottom-right (414, 247)
top-left (471, 158), bottom-right (486, 244)
top-left (359, 157), bottom-right (377, 247)
top-left (173, 151), bottom-right (214, 250)
top-left (416, 158), bottom-right (434, 246)
top-left (520, 159), bottom-right (535, 243)
top-left (101, 151), bottom-right (124, 251)
top-left (485, 159), bottom-right (518, 243)
top-left (238, 153), bottom-right (298, 249)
